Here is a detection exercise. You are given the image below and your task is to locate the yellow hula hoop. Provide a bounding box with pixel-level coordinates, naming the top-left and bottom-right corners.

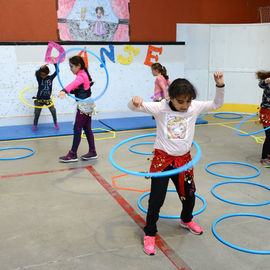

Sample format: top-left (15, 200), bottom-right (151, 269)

top-left (20, 87), bottom-right (56, 109)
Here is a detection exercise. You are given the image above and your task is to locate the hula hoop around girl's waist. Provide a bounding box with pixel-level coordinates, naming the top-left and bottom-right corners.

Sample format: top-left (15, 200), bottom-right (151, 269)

top-left (109, 133), bottom-right (201, 178)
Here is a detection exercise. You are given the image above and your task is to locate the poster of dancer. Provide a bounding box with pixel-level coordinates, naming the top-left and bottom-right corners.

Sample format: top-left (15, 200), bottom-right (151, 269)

top-left (57, 0), bottom-right (130, 41)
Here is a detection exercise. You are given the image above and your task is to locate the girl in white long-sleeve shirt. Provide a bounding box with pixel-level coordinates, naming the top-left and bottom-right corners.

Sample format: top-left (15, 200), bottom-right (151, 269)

top-left (128, 72), bottom-right (225, 256)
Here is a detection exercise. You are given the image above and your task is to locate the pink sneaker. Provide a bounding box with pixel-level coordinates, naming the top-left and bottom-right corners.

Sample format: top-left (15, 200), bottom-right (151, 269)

top-left (180, 220), bottom-right (203, 235)
top-left (81, 151), bottom-right (98, 160)
top-left (33, 125), bottom-right (37, 131)
top-left (59, 150), bottom-right (78, 163)
top-left (143, 236), bottom-right (156, 255)
top-left (260, 158), bottom-right (270, 168)
top-left (55, 123), bottom-right (60, 130)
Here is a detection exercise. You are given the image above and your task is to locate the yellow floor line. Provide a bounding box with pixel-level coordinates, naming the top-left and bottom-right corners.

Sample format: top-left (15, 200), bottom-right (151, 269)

top-left (218, 123), bottom-right (265, 144)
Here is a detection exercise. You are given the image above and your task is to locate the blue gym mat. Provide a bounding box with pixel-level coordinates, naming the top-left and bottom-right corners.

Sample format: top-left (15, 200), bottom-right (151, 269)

top-left (99, 116), bottom-right (208, 131)
top-left (0, 120), bottom-right (111, 141)
top-left (0, 116), bottom-right (208, 141)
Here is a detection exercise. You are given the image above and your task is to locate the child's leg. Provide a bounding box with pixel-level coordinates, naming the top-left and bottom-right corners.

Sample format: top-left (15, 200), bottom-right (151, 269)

top-left (33, 101), bottom-right (42, 126)
top-left (48, 105), bottom-right (57, 124)
top-left (262, 128), bottom-right (270, 159)
top-left (82, 115), bottom-right (96, 153)
top-left (71, 110), bottom-right (85, 153)
top-left (171, 172), bottom-right (196, 223)
top-left (144, 171), bottom-right (170, 236)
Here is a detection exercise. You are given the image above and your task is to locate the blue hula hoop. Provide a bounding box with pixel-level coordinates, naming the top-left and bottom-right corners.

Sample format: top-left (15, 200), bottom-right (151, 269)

top-left (129, 142), bottom-right (154, 155)
top-left (0, 147), bottom-right (35, 160)
top-left (211, 180), bottom-right (270, 206)
top-left (57, 47), bottom-right (109, 102)
top-left (212, 213), bottom-right (270, 254)
top-left (109, 133), bottom-right (201, 178)
top-left (137, 189), bottom-right (206, 219)
top-left (197, 113), bottom-right (205, 120)
top-left (205, 161), bottom-right (260, 179)
top-left (235, 113), bottom-right (270, 136)
top-left (214, 112), bottom-right (243, 119)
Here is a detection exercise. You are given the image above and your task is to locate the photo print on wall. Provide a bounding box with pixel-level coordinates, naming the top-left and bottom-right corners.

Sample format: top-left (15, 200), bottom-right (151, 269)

top-left (57, 0), bottom-right (130, 41)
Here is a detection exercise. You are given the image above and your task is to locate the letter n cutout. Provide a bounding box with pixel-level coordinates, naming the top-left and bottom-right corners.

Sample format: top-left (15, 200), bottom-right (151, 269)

top-left (100, 45), bottom-right (115, 67)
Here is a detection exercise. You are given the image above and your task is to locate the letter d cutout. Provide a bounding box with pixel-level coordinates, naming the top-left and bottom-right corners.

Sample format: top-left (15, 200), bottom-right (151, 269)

top-left (45, 41), bottom-right (66, 64)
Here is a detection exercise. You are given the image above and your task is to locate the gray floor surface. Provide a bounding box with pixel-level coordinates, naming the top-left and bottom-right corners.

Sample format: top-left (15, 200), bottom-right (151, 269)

top-left (0, 114), bottom-right (269, 270)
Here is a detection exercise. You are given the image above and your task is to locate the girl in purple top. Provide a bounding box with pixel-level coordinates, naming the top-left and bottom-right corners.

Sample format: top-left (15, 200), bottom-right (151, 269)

top-left (93, 6), bottom-right (106, 36)
top-left (58, 56), bottom-right (97, 162)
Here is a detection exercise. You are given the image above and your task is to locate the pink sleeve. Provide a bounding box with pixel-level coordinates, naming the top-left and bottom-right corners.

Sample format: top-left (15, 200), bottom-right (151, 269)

top-left (64, 74), bottom-right (84, 93)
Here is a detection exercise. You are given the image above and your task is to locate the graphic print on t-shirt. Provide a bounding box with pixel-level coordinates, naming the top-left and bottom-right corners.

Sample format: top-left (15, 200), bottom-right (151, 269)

top-left (165, 113), bottom-right (188, 140)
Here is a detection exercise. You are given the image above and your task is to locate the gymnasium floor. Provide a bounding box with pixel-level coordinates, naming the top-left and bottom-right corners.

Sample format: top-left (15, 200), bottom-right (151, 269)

top-left (0, 114), bottom-right (269, 270)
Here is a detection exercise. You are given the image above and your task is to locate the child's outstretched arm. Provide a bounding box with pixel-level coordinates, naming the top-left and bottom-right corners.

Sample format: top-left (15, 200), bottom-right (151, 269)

top-left (51, 57), bottom-right (58, 80)
top-left (132, 96), bottom-right (143, 107)
top-left (194, 71), bottom-right (225, 113)
top-left (128, 96), bottom-right (162, 115)
top-left (214, 71), bottom-right (225, 87)
top-left (259, 77), bottom-right (270, 89)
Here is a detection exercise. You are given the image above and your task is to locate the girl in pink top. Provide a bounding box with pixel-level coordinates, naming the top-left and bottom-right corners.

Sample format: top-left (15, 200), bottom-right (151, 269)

top-left (58, 56), bottom-right (97, 162)
top-left (151, 63), bottom-right (170, 101)
top-left (128, 72), bottom-right (225, 255)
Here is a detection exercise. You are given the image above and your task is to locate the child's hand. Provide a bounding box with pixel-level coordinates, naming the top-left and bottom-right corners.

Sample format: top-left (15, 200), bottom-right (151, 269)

top-left (58, 91), bottom-right (66, 99)
top-left (52, 57), bottom-right (56, 64)
top-left (214, 71), bottom-right (224, 87)
top-left (265, 77), bottom-right (270, 84)
top-left (132, 96), bottom-right (143, 107)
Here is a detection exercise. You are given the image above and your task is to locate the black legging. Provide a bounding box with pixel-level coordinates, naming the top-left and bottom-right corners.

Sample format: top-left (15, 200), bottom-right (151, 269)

top-left (262, 128), bottom-right (270, 159)
top-left (144, 165), bottom-right (196, 237)
top-left (33, 101), bottom-right (57, 126)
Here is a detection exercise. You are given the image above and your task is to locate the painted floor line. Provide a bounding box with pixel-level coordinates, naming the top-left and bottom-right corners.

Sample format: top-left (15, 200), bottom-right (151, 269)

top-left (87, 166), bottom-right (191, 270)
top-left (0, 166), bottom-right (89, 179)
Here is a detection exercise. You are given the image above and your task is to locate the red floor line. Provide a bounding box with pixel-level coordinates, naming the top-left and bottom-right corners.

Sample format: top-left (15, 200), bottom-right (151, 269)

top-left (86, 166), bottom-right (191, 270)
top-left (0, 166), bottom-right (89, 179)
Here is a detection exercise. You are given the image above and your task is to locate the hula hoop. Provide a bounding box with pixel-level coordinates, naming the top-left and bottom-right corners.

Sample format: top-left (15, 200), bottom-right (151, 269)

top-left (137, 189), bottom-right (206, 219)
top-left (57, 47), bottom-right (109, 102)
top-left (211, 180), bottom-right (270, 206)
top-left (235, 113), bottom-right (270, 136)
top-left (129, 142), bottom-right (154, 155)
top-left (20, 87), bottom-right (55, 109)
top-left (205, 161), bottom-right (260, 179)
top-left (197, 113), bottom-right (205, 120)
top-left (109, 133), bottom-right (201, 178)
top-left (212, 213), bottom-right (270, 254)
top-left (214, 112), bottom-right (243, 119)
top-left (0, 147), bottom-right (35, 160)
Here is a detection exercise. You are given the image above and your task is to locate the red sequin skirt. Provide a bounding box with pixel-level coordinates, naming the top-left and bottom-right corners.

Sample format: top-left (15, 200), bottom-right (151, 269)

top-left (259, 108), bottom-right (270, 127)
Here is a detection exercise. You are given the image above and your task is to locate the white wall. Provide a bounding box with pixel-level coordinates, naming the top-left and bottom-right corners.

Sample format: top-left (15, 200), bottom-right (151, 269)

top-left (177, 23), bottom-right (270, 107)
top-left (0, 44), bottom-right (185, 125)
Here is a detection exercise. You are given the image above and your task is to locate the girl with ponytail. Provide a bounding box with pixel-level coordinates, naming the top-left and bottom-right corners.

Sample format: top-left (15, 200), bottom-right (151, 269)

top-left (58, 55), bottom-right (97, 162)
top-left (151, 63), bottom-right (170, 101)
